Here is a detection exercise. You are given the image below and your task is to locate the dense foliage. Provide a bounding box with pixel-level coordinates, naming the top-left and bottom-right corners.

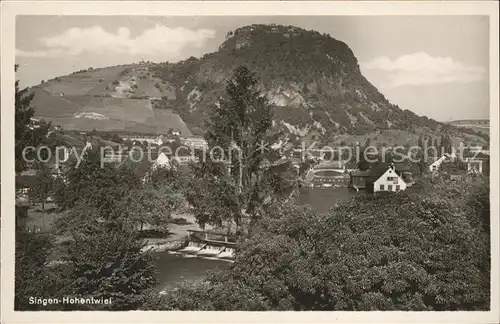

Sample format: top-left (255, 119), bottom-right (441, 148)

top-left (28, 161), bottom-right (55, 210)
top-left (148, 176), bottom-right (490, 311)
top-left (15, 64), bottom-right (50, 172)
top-left (50, 152), bottom-right (160, 310)
top-left (185, 66), bottom-right (298, 233)
top-left (53, 148), bottom-right (142, 215)
top-left (17, 146), bottom-right (161, 310)
top-left (14, 230), bottom-right (56, 310)
top-left (54, 210), bottom-right (157, 310)
top-left (14, 45), bottom-right (491, 313)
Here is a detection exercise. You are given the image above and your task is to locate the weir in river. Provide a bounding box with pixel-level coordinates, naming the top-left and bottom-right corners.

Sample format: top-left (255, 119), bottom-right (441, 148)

top-left (155, 187), bottom-right (361, 289)
top-left (175, 230), bottom-right (237, 261)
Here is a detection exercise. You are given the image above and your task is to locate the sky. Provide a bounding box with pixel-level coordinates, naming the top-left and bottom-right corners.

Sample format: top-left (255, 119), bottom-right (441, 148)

top-left (15, 15), bottom-right (490, 121)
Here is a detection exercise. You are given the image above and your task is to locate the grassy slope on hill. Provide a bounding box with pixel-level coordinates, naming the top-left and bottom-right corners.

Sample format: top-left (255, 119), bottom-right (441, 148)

top-left (31, 65), bottom-right (191, 136)
top-left (446, 120), bottom-right (489, 136)
top-left (29, 24), bottom-right (488, 146)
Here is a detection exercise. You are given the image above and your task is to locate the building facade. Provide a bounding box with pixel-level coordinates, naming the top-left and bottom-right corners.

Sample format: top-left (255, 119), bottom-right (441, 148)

top-left (371, 165), bottom-right (407, 193)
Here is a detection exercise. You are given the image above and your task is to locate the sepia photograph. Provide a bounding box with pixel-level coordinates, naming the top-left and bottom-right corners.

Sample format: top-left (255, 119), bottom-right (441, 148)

top-left (1, 1), bottom-right (499, 323)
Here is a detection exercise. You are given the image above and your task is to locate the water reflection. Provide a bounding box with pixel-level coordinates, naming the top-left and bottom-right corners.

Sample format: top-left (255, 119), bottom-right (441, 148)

top-left (296, 187), bottom-right (360, 213)
top-left (154, 253), bottom-right (229, 291)
top-left (155, 187), bottom-right (362, 289)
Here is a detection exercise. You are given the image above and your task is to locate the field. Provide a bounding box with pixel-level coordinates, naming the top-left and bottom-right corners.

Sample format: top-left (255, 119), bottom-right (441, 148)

top-left (31, 88), bottom-right (81, 117)
top-left (41, 66), bottom-right (127, 97)
top-left (447, 119), bottom-right (490, 135)
top-left (74, 97), bottom-right (153, 123)
top-left (31, 65), bottom-right (192, 135)
top-left (326, 129), bottom-right (419, 147)
top-left (153, 109), bottom-right (192, 136)
top-left (450, 124), bottom-right (489, 135)
top-left (462, 126), bottom-right (489, 135)
top-left (135, 71), bottom-right (164, 98)
top-left (325, 127), bottom-right (488, 149)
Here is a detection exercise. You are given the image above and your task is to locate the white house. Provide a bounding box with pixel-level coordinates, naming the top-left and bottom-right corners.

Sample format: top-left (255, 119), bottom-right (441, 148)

top-left (172, 155), bottom-right (199, 165)
top-left (141, 152), bottom-right (175, 184)
top-left (152, 152), bottom-right (173, 170)
top-left (428, 153), bottom-right (456, 172)
top-left (182, 137), bottom-right (208, 149)
top-left (84, 141), bottom-right (92, 151)
top-left (465, 158), bottom-right (483, 175)
top-left (153, 135), bottom-right (164, 146)
top-left (372, 165), bottom-right (407, 193)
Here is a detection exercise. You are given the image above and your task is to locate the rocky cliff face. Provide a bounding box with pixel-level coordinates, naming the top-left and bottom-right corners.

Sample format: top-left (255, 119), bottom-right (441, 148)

top-left (153, 24), bottom-right (483, 144)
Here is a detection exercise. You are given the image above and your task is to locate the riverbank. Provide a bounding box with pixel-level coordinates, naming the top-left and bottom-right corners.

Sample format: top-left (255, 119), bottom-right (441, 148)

top-left (141, 212), bottom-right (208, 252)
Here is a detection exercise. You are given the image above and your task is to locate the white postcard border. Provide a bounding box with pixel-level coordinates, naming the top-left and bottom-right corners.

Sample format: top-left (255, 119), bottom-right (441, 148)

top-left (1, 1), bottom-right (499, 323)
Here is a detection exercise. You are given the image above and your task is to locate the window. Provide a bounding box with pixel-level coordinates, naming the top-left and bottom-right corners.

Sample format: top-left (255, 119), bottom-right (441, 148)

top-left (380, 184), bottom-right (385, 190)
top-left (396, 185), bottom-right (400, 191)
top-left (394, 177), bottom-right (399, 184)
top-left (388, 185), bottom-right (393, 191)
top-left (387, 177), bottom-right (393, 181)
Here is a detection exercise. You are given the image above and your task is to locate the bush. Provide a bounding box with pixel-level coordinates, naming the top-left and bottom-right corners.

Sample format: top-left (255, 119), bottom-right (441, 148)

top-left (148, 178), bottom-right (490, 311)
top-left (15, 231), bottom-right (55, 310)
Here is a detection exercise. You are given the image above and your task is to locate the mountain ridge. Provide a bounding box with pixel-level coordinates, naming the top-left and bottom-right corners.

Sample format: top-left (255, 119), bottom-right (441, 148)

top-left (29, 23), bottom-right (488, 147)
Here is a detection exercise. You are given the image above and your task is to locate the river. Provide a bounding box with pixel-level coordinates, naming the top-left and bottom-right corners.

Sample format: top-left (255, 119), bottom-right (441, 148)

top-left (154, 253), bottom-right (230, 291)
top-left (295, 187), bottom-right (360, 213)
top-left (155, 187), bottom-right (360, 290)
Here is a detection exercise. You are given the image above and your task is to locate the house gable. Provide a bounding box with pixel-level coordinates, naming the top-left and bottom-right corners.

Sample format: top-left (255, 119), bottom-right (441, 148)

top-left (373, 167), bottom-right (407, 192)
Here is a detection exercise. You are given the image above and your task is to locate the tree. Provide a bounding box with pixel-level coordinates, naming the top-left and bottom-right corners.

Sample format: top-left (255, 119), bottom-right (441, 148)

top-left (111, 134), bottom-right (123, 143)
top-left (28, 162), bottom-right (54, 210)
top-left (150, 177), bottom-right (490, 311)
top-left (186, 65), bottom-right (298, 234)
top-left (144, 164), bottom-right (182, 191)
top-left (117, 182), bottom-right (183, 232)
top-left (15, 65), bottom-right (49, 172)
top-left (441, 134), bottom-right (453, 154)
top-left (53, 148), bottom-right (141, 216)
top-left (54, 203), bottom-right (157, 310)
top-left (417, 136), bottom-right (422, 150)
top-left (433, 138), bottom-right (439, 152)
top-left (124, 139), bottom-right (134, 149)
top-left (52, 152), bottom-right (160, 310)
top-left (357, 145), bottom-right (371, 171)
top-left (15, 229), bottom-right (55, 310)
top-left (418, 157), bottom-right (428, 175)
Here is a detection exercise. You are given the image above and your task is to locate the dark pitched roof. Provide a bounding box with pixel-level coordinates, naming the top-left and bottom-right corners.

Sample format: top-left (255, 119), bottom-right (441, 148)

top-left (16, 174), bottom-right (39, 189)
